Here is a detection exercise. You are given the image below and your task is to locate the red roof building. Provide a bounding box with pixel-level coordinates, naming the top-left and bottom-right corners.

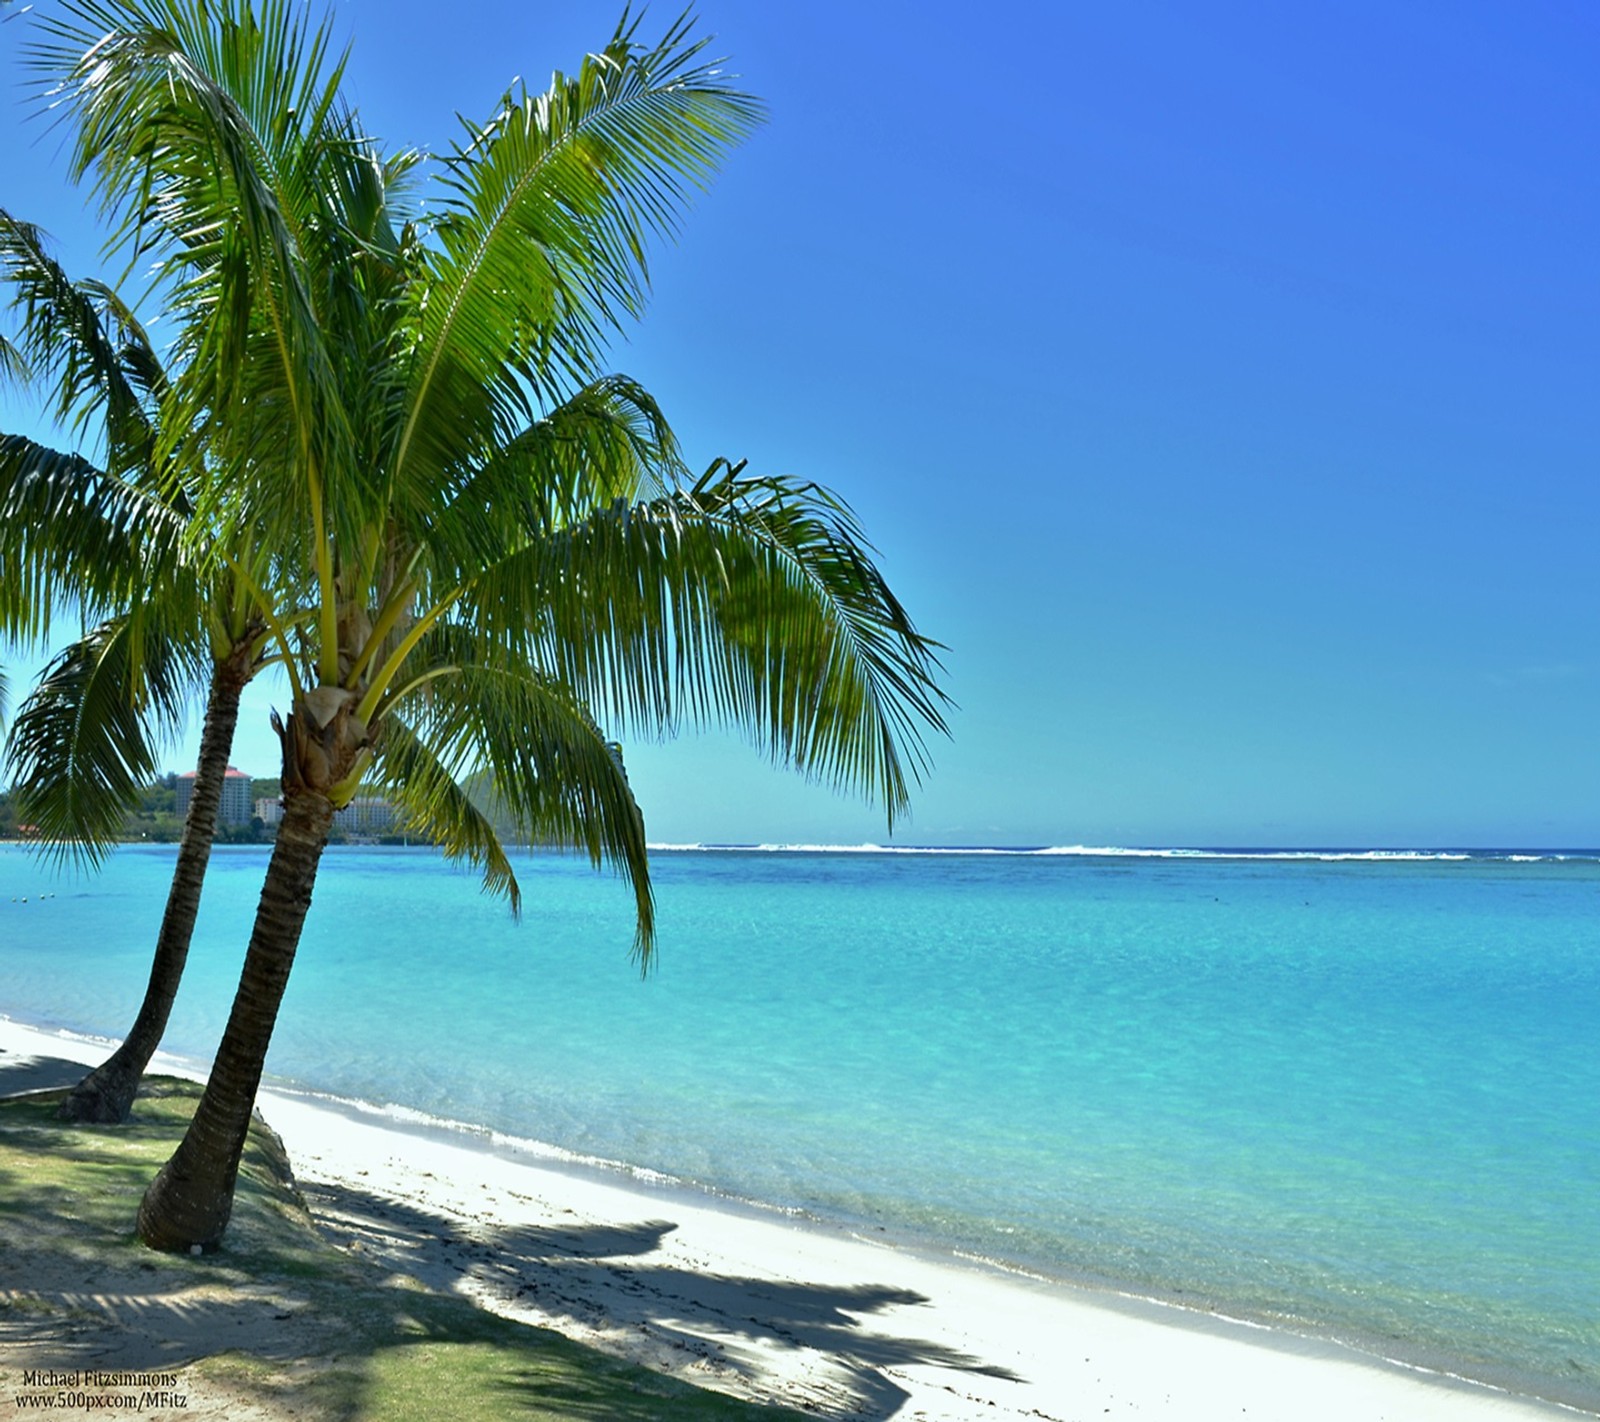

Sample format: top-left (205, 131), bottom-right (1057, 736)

top-left (175, 766), bottom-right (256, 827)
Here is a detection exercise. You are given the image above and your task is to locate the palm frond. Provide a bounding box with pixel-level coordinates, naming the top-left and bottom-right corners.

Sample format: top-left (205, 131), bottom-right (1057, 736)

top-left (0, 329), bottom-right (31, 384)
top-left (375, 643), bottom-right (654, 961)
top-left (0, 433), bottom-right (189, 638)
top-left (4, 610), bottom-right (202, 862)
top-left (366, 710), bottom-right (521, 909)
top-left (29, 0), bottom-right (363, 544)
top-left (391, 11), bottom-right (762, 499)
top-left (0, 208), bottom-right (163, 480)
top-left (466, 459), bottom-right (949, 830)
top-left (421, 373), bottom-right (683, 574)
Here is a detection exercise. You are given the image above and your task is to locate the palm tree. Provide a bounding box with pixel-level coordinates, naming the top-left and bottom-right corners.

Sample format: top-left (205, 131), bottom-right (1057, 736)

top-left (0, 211), bottom-right (287, 1120)
top-left (40, 0), bottom-right (948, 1252)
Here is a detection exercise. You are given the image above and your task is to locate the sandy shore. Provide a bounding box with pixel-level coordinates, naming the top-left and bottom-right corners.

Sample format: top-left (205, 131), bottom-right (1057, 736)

top-left (0, 1017), bottom-right (1583, 1421)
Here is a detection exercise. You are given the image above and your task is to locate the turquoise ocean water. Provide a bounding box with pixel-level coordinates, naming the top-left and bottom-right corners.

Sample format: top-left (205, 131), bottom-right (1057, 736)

top-left (2, 842), bottom-right (1597, 1410)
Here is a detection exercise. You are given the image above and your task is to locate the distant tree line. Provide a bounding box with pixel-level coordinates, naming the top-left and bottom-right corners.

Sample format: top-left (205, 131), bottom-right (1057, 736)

top-left (0, 776), bottom-right (283, 844)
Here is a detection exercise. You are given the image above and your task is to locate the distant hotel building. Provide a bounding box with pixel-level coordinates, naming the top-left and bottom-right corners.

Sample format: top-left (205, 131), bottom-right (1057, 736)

top-left (253, 794), bottom-right (401, 837)
top-left (334, 796), bottom-right (403, 836)
top-left (176, 766), bottom-right (255, 827)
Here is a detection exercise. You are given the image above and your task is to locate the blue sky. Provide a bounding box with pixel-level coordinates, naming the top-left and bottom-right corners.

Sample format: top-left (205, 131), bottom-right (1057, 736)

top-left (3, 1), bottom-right (1597, 847)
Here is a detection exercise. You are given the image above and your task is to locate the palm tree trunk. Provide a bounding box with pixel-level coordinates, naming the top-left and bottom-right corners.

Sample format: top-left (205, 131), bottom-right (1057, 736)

top-left (136, 691), bottom-right (365, 1252)
top-left (136, 768), bottom-right (333, 1251)
top-left (60, 648), bottom-right (254, 1124)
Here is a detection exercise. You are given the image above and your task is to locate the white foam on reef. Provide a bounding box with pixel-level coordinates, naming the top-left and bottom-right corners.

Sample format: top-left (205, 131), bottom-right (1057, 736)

top-left (649, 843), bottom-right (1594, 863)
top-left (1034, 847), bottom-right (1478, 862)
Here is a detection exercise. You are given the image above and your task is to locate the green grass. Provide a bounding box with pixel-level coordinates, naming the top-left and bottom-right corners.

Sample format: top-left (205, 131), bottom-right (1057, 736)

top-left (0, 1079), bottom-right (802, 1421)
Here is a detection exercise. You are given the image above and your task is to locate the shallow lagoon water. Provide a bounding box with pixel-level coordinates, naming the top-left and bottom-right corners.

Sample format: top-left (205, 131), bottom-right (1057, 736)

top-left (3, 842), bottom-right (1597, 1408)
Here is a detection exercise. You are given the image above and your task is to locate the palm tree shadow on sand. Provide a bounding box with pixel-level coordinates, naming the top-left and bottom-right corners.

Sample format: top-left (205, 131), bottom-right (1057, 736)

top-left (312, 1176), bottom-right (1026, 1419)
top-left (0, 1050), bottom-right (94, 1097)
top-left (1, 1051), bottom-right (1024, 1418)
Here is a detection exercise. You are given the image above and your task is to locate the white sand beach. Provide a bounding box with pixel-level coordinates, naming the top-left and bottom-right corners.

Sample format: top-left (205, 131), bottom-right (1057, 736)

top-left (0, 1017), bottom-right (1581, 1421)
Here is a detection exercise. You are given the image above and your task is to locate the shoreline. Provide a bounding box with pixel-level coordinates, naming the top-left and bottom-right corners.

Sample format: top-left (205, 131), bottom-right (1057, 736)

top-left (136, 1069), bottom-right (1600, 1413)
top-left (1, 1016), bottom-right (1588, 1421)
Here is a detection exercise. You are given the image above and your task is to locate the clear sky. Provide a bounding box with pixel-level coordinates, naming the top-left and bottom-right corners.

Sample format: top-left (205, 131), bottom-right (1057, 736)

top-left (3, 1), bottom-right (1597, 848)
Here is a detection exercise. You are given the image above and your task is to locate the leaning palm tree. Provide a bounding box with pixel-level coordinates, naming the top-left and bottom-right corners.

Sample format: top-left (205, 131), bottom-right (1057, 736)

top-left (0, 210), bottom-right (286, 1122)
top-left (41, 0), bottom-right (948, 1252)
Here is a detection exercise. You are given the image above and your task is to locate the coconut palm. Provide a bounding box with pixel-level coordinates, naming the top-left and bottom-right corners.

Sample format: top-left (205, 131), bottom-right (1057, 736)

top-left (40, 0), bottom-right (948, 1252)
top-left (0, 210), bottom-right (284, 1120)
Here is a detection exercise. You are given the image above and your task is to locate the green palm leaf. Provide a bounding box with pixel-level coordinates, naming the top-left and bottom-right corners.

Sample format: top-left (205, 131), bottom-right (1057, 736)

top-left (0, 208), bottom-right (162, 473)
top-left (368, 710), bottom-right (520, 906)
top-left (420, 373), bottom-right (681, 575)
top-left (467, 459), bottom-right (948, 829)
top-left (4, 611), bottom-right (201, 861)
top-left (392, 11), bottom-right (761, 499)
top-left (0, 434), bottom-right (188, 638)
top-left (31, 0), bottom-right (363, 535)
top-left (376, 641), bottom-right (653, 958)
top-left (0, 329), bottom-right (28, 384)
